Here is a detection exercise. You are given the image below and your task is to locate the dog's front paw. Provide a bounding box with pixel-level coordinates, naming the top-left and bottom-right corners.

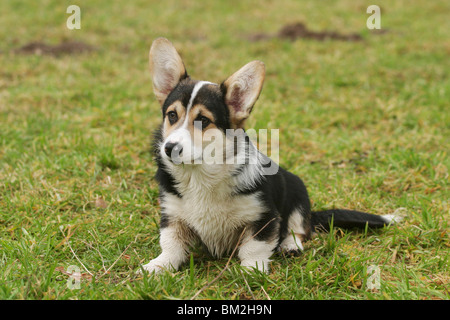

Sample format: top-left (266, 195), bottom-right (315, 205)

top-left (240, 259), bottom-right (270, 274)
top-left (137, 258), bottom-right (172, 275)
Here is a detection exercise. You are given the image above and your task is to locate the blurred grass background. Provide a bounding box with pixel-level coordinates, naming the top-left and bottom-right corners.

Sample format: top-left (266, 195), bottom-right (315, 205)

top-left (0, 0), bottom-right (448, 299)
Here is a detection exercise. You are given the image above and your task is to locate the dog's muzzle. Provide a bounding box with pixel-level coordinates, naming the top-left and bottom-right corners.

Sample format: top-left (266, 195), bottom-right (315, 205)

top-left (164, 142), bottom-right (183, 159)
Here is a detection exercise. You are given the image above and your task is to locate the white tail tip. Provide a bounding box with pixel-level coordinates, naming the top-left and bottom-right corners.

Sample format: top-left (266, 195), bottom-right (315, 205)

top-left (382, 208), bottom-right (407, 225)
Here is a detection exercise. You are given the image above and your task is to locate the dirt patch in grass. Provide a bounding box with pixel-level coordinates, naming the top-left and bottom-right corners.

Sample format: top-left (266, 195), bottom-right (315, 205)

top-left (248, 22), bottom-right (363, 42)
top-left (278, 22), bottom-right (363, 41)
top-left (14, 41), bottom-right (95, 56)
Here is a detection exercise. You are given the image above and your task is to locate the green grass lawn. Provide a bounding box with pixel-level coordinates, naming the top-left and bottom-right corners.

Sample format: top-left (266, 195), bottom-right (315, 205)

top-left (0, 0), bottom-right (449, 300)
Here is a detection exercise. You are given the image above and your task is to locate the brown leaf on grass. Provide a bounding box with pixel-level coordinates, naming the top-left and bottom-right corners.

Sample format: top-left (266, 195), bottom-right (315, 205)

top-left (351, 278), bottom-right (363, 289)
top-left (95, 198), bottom-right (108, 209)
top-left (424, 186), bottom-right (441, 194)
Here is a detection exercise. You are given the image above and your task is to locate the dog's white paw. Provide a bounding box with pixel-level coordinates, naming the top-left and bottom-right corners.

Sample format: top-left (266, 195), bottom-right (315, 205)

top-left (240, 259), bottom-right (270, 274)
top-left (279, 233), bottom-right (304, 256)
top-left (137, 258), bottom-right (172, 275)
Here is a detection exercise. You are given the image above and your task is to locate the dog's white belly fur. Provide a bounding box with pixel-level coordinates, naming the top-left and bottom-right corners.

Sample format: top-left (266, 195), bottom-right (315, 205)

top-left (163, 190), bottom-right (264, 257)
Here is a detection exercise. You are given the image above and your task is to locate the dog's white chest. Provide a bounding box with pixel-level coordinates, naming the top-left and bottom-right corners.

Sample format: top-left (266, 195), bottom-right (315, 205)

top-left (163, 189), bottom-right (264, 257)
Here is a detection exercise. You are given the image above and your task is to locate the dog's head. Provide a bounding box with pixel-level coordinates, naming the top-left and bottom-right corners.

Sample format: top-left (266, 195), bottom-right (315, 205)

top-left (149, 38), bottom-right (265, 166)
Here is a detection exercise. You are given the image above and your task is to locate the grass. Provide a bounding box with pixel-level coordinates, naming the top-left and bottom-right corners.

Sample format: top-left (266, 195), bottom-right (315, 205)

top-left (0, 0), bottom-right (449, 300)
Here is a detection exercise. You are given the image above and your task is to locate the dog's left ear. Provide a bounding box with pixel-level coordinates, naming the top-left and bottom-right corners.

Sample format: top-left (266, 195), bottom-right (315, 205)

top-left (149, 38), bottom-right (188, 106)
top-left (221, 61), bottom-right (265, 128)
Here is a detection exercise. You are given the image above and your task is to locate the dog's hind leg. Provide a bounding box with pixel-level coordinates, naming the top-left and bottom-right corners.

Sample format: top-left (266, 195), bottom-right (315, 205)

top-left (279, 208), bottom-right (310, 255)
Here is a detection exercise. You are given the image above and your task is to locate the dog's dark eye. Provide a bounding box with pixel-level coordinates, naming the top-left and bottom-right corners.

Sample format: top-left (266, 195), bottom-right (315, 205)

top-left (199, 116), bottom-right (211, 128)
top-left (167, 111), bottom-right (178, 124)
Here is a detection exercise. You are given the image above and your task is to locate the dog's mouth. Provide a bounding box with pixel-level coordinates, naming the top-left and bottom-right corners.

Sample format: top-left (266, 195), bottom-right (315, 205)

top-left (166, 155), bottom-right (203, 165)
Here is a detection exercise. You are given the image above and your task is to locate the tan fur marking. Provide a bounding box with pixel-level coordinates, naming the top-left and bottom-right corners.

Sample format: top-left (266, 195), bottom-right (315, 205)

top-left (163, 101), bottom-right (186, 139)
top-left (183, 104), bottom-right (217, 143)
top-left (187, 105), bottom-right (215, 130)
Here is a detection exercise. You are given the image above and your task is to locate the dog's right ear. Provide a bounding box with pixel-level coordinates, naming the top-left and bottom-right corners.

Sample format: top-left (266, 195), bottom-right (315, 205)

top-left (149, 38), bottom-right (188, 106)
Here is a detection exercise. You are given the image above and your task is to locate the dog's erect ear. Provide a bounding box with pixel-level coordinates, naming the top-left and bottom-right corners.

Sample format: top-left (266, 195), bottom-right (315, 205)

top-left (221, 61), bottom-right (265, 128)
top-left (149, 38), bottom-right (188, 106)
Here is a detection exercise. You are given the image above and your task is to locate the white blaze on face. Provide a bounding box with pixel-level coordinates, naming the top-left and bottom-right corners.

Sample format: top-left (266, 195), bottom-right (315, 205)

top-left (161, 81), bottom-right (214, 164)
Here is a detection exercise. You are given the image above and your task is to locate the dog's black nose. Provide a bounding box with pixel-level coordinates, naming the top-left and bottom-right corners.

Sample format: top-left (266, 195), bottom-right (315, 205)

top-left (164, 142), bottom-right (183, 158)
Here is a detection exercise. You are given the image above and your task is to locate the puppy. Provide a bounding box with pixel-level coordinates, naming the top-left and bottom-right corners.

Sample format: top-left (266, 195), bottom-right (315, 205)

top-left (140, 38), bottom-right (398, 274)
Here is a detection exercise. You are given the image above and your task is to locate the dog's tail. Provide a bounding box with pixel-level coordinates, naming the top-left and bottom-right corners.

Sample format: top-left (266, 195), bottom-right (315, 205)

top-left (311, 209), bottom-right (402, 232)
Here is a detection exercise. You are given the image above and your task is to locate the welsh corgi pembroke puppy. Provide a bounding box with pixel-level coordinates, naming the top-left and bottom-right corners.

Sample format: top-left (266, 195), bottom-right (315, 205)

top-left (140, 38), bottom-right (399, 274)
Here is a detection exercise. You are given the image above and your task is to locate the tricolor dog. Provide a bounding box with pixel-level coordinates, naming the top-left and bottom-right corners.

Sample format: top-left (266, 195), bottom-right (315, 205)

top-left (140, 38), bottom-right (399, 274)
